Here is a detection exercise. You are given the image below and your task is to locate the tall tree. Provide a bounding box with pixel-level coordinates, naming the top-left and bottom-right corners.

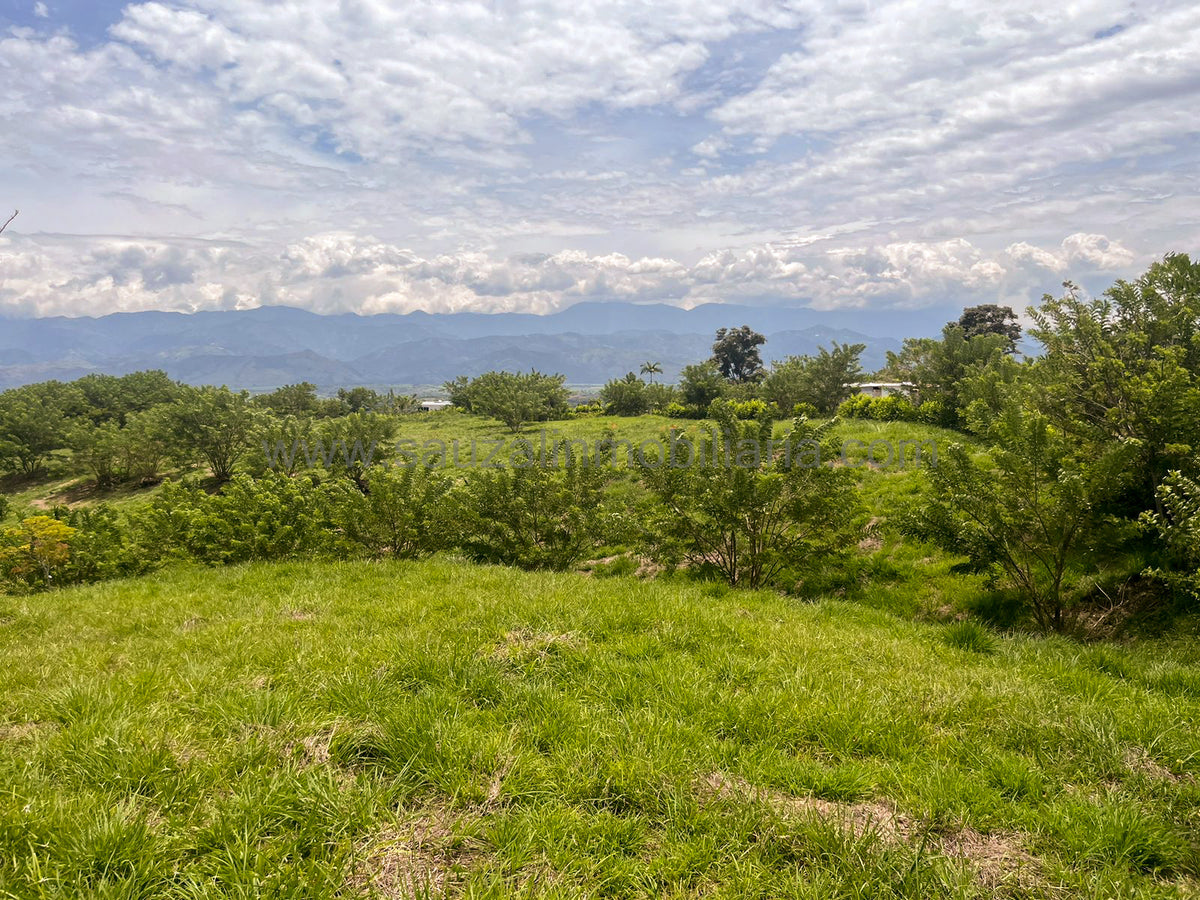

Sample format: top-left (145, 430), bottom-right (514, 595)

top-left (711, 325), bottom-right (766, 383)
top-left (640, 361), bottom-right (663, 384)
top-left (1029, 254), bottom-right (1200, 515)
top-left (764, 342), bottom-right (865, 415)
top-left (167, 386), bottom-right (262, 482)
top-left (957, 304), bottom-right (1022, 352)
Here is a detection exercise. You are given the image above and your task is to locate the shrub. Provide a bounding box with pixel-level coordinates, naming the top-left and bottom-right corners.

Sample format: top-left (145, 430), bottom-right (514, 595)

top-left (725, 398), bottom-right (771, 420)
top-left (792, 402), bottom-right (819, 419)
top-left (664, 402), bottom-right (696, 419)
top-left (338, 466), bottom-right (457, 559)
top-left (458, 445), bottom-right (621, 570)
top-left (0, 516), bottom-right (76, 591)
top-left (836, 393), bottom-right (917, 422)
top-left (640, 401), bottom-right (862, 589)
top-left (135, 473), bottom-right (345, 566)
top-left (600, 373), bottom-right (649, 416)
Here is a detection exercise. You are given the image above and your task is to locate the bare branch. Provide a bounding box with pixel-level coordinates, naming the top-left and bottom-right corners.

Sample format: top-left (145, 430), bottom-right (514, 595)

top-left (0, 210), bottom-right (17, 236)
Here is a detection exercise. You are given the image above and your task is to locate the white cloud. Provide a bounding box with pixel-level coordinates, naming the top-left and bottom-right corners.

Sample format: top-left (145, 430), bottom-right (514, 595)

top-left (32, 2), bottom-right (48, 18)
top-left (0, 0), bottom-right (1193, 319)
top-left (0, 231), bottom-right (1139, 318)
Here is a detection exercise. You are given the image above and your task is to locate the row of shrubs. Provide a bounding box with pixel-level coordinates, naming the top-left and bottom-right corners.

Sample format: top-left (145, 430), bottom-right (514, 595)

top-left (835, 393), bottom-right (951, 426)
top-left (0, 462), bottom-right (632, 593)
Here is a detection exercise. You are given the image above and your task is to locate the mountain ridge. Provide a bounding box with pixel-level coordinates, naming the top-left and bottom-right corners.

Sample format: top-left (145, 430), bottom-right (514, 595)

top-left (0, 303), bottom-right (955, 390)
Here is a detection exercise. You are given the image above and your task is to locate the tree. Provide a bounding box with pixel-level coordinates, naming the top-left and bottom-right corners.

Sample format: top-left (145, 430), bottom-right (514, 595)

top-left (764, 342), bottom-right (865, 416)
top-left (0, 383), bottom-right (75, 476)
top-left (316, 411), bottom-right (397, 489)
top-left (640, 402), bottom-right (861, 589)
top-left (678, 362), bottom-right (725, 414)
top-left (458, 445), bottom-right (619, 570)
top-left (336, 386), bottom-right (384, 414)
top-left (1029, 255), bottom-right (1200, 516)
top-left (905, 398), bottom-right (1133, 631)
top-left (255, 382), bottom-right (321, 417)
top-left (600, 372), bottom-right (649, 416)
top-left (1143, 472), bottom-right (1200, 603)
top-left (339, 465), bottom-right (457, 559)
top-left (167, 386), bottom-right (261, 482)
top-left (0, 515), bottom-right (75, 591)
top-left (711, 325), bottom-right (766, 383)
top-left (880, 325), bottom-right (1008, 427)
top-left (74, 371), bottom-right (179, 426)
top-left (957, 305), bottom-right (1021, 352)
top-left (640, 361), bottom-right (663, 384)
top-left (450, 371), bottom-right (570, 433)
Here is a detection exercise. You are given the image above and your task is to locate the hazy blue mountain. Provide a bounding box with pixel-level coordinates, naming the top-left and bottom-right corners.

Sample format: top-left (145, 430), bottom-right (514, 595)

top-left (0, 303), bottom-right (936, 390)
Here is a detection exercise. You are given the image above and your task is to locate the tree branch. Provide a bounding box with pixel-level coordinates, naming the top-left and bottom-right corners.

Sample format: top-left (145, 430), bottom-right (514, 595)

top-left (0, 210), bottom-right (17, 236)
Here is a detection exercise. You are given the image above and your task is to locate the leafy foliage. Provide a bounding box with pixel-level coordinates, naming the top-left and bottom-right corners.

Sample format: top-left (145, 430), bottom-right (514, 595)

top-left (1030, 253), bottom-right (1200, 515)
top-left (338, 465), bottom-right (457, 559)
top-left (710, 325), bottom-right (766, 383)
top-left (458, 445), bottom-right (620, 570)
top-left (136, 473), bottom-right (345, 566)
top-left (905, 399), bottom-right (1134, 631)
top-left (763, 342), bottom-right (865, 415)
top-left (0, 515), bottom-right (76, 590)
top-left (166, 386), bottom-right (262, 482)
top-left (1142, 472), bottom-right (1200, 602)
top-left (600, 372), bottom-right (650, 416)
top-left (444, 370), bottom-right (569, 432)
top-left (677, 361), bottom-right (725, 415)
top-left (640, 401), bottom-right (861, 589)
top-left (956, 304), bottom-right (1021, 352)
top-left (880, 325), bottom-right (1008, 428)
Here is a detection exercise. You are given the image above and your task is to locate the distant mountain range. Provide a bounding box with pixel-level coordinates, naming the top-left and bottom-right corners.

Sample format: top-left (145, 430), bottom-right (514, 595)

top-left (0, 302), bottom-right (962, 391)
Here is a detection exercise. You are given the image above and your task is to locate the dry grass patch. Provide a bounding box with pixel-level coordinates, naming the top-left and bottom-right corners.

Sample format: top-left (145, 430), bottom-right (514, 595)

top-left (0, 720), bottom-right (57, 742)
top-left (489, 629), bottom-right (580, 665)
top-left (350, 806), bottom-right (485, 899)
top-left (698, 771), bottom-right (1039, 889)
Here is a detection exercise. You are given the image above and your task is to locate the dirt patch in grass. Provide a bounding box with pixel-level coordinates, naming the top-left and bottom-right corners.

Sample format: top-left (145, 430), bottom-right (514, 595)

top-left (0, 721), bottom-right (57, 742)
top-left (1124, 747), bottom-right (1187, 783)
top-left (489, 629), bottom-right (580, 665)
top-left (287, 730), bottom-right (334, 768)
top-left (350, 805), bottom-right (484, 899)
top-left (698, 772), bottom-right (1038, 889)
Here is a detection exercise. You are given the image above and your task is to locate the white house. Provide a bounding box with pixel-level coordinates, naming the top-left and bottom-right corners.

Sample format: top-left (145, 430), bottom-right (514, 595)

top-left (419, 399), bottom-right (454, 412)
top-left (851, 382), bottom-right (911, 398)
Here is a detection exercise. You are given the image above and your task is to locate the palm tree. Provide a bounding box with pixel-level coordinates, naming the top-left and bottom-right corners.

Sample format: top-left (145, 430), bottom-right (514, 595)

top-left (640, 361), bottom-right (662, 384)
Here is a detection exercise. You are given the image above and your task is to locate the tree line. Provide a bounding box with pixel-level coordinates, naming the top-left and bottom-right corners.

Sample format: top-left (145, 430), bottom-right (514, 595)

top-left (2, 254), bottom-right (1199, 633)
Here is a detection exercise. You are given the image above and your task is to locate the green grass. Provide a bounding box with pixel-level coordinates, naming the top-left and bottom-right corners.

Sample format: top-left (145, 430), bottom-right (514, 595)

top-left (2, 558), bottom-right (1198, 898)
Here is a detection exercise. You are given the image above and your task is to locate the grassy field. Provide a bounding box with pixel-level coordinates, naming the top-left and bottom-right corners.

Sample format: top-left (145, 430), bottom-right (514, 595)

top-left (2, 558), bottom-right (1198, 898)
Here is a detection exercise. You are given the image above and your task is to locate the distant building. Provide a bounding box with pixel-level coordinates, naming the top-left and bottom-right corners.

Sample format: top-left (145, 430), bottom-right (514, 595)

top-left (851, 382), bottom-right (910, 398)
top-left (419, 399), bottom-right (454, 412)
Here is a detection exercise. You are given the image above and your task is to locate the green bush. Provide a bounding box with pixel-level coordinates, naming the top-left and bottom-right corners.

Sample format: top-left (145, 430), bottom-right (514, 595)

top-left (338, 466), bottom-right (457, 559)
top-left (725, 398), bottom-right (771, 420)
top-left (135, 473), bottom-right (345, 566)
top-left (792, 402), bottom-right (819, 419)
top-left (836, 393), bottom-right (917, 422)
top-left (664, 402), bottom-right (696, 419)
top-left (458, 445), bottom-right (622, 570)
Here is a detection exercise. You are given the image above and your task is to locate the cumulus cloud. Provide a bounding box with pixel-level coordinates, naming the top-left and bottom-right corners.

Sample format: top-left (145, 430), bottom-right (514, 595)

top-left (0, 0), bottom-right (1193, 318)
top-left (0, 231), bottom-right (1138, 318)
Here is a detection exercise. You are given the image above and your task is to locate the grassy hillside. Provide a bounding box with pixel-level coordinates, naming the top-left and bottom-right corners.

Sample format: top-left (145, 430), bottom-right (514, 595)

top-left (2, 559), bottom-right (1197, 898)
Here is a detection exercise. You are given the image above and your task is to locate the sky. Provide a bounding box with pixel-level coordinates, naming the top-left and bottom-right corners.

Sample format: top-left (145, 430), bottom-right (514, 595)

top-left (0, 0), bottom-right (1197, 320)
